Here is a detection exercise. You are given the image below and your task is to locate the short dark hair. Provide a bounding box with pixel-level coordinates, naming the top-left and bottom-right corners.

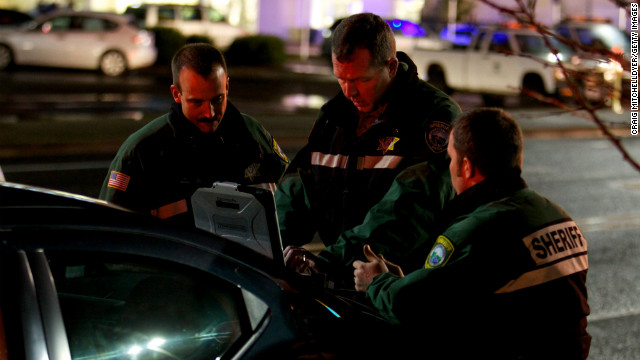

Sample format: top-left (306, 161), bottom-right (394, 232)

top-left (451, 108), bottom-right (523, 178)
top-left (331, 13), bottom-right (395, 67)
top-left (171, 43), bottom-right (228, 91)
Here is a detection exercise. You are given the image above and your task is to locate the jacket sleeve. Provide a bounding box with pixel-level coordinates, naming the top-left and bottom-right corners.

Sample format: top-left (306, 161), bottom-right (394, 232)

top-left (275, 169), bottom-right (318, 247)
top-left (365, 252), bottom-right (485, 325)
top-left (318, 161), bottom-right (455, 277)
top-left (99, 144), bottom-right (146, 212)
top-left (242, 114), bottom-right (289, 184)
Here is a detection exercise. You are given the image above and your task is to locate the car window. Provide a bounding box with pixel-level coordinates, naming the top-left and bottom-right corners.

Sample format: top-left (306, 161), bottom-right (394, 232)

top-left (158, 6), bottom-right (175, 21)
top-left (207, 8), bottom-right (224, 22)
top-left (47, 251), bottom-right (247, 360)
top-left (78, 17), bottom-right (117, 32)
top-left (181, 7), bottom-right (202, 21)
top-left (576, 28), bottom-right (602, 48)
top-left (516, 34), bottom-right (576, 60)
top-left (555, 25), bottom-right (570, 39)
top-left (41, 16), bottom-right (71, 32)
top-left (474, 31), bottom-right (486, 51)
top-left (489, 31), bottom-right (511, 53)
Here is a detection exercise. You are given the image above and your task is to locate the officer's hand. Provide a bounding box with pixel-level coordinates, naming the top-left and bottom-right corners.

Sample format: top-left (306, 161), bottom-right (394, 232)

top-left (378, 253), bottom-right (404, 278)
top-left (284, 245), bottom-right (319, 275)
top-left (353, 244), bottom-right (394, 292)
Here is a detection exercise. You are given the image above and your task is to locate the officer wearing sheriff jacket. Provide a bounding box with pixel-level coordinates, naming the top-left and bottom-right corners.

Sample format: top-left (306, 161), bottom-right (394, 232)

top-left (276, 13), bottom-right (460, 250)
top-left (353, 108), bottom-right (591, 359)
top-left (100, 43), bottom-right (288, 225)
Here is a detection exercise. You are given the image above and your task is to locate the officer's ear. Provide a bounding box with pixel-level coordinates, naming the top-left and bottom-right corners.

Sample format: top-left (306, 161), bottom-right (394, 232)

top-left (170, 84), bottom-right (182, 103)
top-left (462, 157), bottom-right (477, 180)
top-left (388, 57), bottom-right (399, 78)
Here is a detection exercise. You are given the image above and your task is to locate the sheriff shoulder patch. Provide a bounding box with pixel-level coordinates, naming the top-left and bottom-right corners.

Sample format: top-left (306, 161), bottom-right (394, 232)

top-left (425, 235), bottom-right (455, 269)
top-left (425, 121), bottom-right (451, 153)
top-left (273, 139), bottom-right (289, 163)
top-left (107, 171), bottom-right (130, 192)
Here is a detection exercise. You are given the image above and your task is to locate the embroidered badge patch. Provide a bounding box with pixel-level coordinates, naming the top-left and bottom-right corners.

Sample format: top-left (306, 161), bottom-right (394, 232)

top-left (425, 235), bottom-right (455, 269)
top-left (377, 137), bottom-right (400, 154)
top-left (426, 121), bottom-right (451, 153)
top-left (107, 171), bottom-right (130, 192)
top-left (244, 163), bottom-right (261, 181)
top-left (273, 139), bottom-right (289, 163)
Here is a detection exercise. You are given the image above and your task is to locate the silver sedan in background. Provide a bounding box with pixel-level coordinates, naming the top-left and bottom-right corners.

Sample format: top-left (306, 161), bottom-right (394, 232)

top-left (0, 10), bottom-right (157, 76)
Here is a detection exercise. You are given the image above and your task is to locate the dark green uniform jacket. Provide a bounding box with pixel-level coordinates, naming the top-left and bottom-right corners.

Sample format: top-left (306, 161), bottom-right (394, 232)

top-left (275, 52), bottom-right (460, 247)
top-left (318, 161), bottom-right (455, 281)
top-left (100, 101), bottom-right (288, 225)
top-left (366, 170), bottom-right (591, 359)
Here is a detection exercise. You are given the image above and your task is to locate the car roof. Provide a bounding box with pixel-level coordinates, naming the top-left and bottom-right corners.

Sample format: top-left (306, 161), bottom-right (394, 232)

top-left (36, 10), bottom-right (132, 23)
top-left (0, 182), bottom-right (282, 273)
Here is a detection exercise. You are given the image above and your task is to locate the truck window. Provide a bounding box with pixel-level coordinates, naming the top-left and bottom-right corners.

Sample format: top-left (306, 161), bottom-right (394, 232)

top-left (207, 8), bottom-right (225, 22)
top-left (182, 7), bottom-right (202, 21)
top-left (158, 6), bottom-right (175, 21)
top-left (489, 31), bottom-right (510, 53)
top-left (474, 31), bottom-right (486, 50)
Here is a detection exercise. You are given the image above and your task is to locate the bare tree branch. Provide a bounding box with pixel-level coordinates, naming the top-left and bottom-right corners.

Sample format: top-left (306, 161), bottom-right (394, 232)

top-left (478, 0), bottom-right (640, 173)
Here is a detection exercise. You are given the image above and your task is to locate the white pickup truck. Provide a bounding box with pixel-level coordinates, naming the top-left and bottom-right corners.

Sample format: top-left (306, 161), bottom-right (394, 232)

top-left (405, 26), bottom-right (577, 105)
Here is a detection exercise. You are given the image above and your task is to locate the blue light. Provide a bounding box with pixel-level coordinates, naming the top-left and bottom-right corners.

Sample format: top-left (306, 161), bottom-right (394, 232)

top-left (316, 299), bottom-right (341, 318)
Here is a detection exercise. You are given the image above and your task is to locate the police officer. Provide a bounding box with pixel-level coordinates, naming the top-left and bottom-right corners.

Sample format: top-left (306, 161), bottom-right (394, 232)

top-left (276, 13), bottom-right (460, 254)
top-left (353, 108), bottom-right (591, 359)
top-left (100, 43), bottom-right (289, 225)
top-left (284, 160), bottom-right (455, 283)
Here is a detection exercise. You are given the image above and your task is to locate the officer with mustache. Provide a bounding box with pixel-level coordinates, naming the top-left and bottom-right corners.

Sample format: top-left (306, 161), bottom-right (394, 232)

top-left (100, 43), bottom-right (288, 225)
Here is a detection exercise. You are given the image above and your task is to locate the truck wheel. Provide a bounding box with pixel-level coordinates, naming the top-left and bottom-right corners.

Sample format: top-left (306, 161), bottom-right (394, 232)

top-left (0, 44), bottom-right (13, 70)
top-left (520, 74), bottom-right (545, 106)
top-left (481, 94), bottom-right (505, 107)
top-left (427, 66), bottom-right (452, 94)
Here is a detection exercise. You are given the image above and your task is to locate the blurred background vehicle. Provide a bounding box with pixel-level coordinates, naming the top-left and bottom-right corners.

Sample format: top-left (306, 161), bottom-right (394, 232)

top-left (553, 17), bottom-right (629, 112)
top-left (384, 18), bottom-right (453, 53)
top-left (0, 8), bottom-right (33, 29)
top-left (554, 17), bottom-right (630, 60)
top-left (0, 10), bottom-right (157, 76)
top-left (438, 23), bottom-right (479, 48)
top-left (124, 4), bottom-right (250, 50)
top-left (0, 181), bottom-right (396, 360)
top-left (320, 17), bottom-right (453, 62)
top-left (406, 23), bottom-right (585, 106)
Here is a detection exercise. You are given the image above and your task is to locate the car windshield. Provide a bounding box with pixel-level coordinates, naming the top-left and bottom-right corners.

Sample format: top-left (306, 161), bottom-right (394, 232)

top-left (516, 34), bottom-right (577, 61)
top-left (576, 24), bottom-right (630, 55)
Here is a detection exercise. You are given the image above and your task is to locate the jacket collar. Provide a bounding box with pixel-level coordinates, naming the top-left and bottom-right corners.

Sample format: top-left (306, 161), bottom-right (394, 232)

top-left (441, 168), bottom-right (528, 228)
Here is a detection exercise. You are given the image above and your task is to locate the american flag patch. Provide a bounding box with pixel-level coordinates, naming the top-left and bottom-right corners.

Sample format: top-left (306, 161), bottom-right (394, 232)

top-left (107, 171), bottom-right (130, 191)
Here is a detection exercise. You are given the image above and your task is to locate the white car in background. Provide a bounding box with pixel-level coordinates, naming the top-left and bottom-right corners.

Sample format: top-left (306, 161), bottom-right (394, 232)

top-left (124, 4), bottom-right (250, 50)
top-left (0, 10), bottom-right (157, 76)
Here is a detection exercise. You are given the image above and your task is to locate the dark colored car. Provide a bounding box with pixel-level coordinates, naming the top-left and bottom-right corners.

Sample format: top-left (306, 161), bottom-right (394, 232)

top-left (0, 9), bottom-right (33, 28)
top-left (0, 182), bottom-right (397, 360)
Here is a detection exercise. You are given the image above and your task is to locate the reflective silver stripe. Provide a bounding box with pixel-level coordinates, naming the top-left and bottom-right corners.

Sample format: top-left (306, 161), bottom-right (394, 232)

top-left (357, 155), bottom-right (403, 169)
top-left (311, 152), bottom-right (403, 170)
top-left (495, 253), bottom-right (588, 294)
top-left (311, 152), bottom-right (348, 169)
